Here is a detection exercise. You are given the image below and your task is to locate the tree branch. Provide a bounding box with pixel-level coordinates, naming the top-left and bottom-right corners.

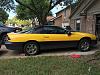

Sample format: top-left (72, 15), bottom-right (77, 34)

top-left (15, 0), bottom-right (36, 13)
top-left (31, 0), bottom-right (37, 11)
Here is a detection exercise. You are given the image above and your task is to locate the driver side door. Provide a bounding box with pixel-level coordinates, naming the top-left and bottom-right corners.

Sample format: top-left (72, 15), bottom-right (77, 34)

top-left (43, 27), bottom-right (78, 49)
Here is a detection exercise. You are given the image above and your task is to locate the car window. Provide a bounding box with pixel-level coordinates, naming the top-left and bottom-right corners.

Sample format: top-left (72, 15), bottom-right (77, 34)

top-left (18, 28), bottom-right (34, 34)
top-left (33, 26), bottom-right (66, 34)
top-left (34, 27), bottom-right (56, 34)
top-left (44, 26), bottom-right (65, 34)
top-left (43, 27), bottom-right (57, 34)
top-left (54, 27), bottom-right (66, 34)
top-left (33, 27), bottom-right (44, 33)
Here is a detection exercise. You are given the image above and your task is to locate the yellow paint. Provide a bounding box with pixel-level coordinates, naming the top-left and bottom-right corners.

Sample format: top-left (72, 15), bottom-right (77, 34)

top-left (7, 32), bottom-right (97, 42)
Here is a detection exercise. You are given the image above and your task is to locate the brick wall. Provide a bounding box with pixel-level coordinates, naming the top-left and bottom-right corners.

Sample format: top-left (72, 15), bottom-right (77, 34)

top-left (80, 16), bottom-right (86, 32)
top-left (70, 19), bottom-right (76, 30)
top-left (54, 7), bottom-right (71, 27)
top-left (86, 16), bottom-right (95, 34)
top-left (54, 16), bottom-right (62, 27)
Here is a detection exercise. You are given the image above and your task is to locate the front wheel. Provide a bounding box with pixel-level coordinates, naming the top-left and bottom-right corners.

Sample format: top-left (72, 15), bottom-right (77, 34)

top-left (24, 42), bottom-right (39, 56)
top-left (78, 39), bottom-right (91, 52)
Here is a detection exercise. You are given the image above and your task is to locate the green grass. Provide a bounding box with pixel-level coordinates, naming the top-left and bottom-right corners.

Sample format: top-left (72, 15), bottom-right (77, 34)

top-left (0, 56), bottom-right (100, 75)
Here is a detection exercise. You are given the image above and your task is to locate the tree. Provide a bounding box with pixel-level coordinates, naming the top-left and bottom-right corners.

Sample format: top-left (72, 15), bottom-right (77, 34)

top-left (15, 0), bottom-right (79, 25)
top-left (0, 0), bottom-right (15, 11)
top-left (16, 4), bottom-right (53, 20)
top-left (6, 17), bottom-right (32, 26)
top-left (16, 5), bottom-right (35, 20)
top-left (0, 8), bottom-right (9, 23)
top-left (15, 0), bottom-right (53, 25)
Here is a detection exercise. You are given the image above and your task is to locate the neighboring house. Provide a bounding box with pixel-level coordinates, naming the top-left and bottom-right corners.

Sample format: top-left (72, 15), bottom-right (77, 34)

top-left (54, 6), bottom-right (71, 28)
top-left (70, 0), bottom-right (100, 39)
top-left (46, 16), bottom-right (55, 25)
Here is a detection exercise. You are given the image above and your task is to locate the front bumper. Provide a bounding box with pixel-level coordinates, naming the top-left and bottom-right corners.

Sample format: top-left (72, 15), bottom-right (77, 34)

top-left (5, 42), bottom-right (24, 50)
top-left (91, 40), bottom-right (97, 46)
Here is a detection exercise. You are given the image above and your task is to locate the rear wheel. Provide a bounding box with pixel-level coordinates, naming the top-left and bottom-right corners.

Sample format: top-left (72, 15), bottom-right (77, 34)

top-left (78, 39), bottom-right (91, 52)
top-left (24, 42), bottom-right (39, 56)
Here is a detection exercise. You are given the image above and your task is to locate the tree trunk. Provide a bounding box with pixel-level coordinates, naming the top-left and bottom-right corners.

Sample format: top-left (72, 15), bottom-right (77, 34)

top-left (39, 16), bottom-right (47, 25)
top-left (32, 18), bottom-right (38, 27)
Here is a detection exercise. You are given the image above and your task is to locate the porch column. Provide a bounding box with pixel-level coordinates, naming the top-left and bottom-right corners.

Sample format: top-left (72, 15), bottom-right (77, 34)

top-left (80, 16), bottom-right (87, 32)
top-left (86, 16), bottom-right (95, 34)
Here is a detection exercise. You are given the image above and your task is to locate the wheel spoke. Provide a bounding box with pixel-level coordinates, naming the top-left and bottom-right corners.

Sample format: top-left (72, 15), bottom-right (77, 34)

top-left (81, 41), bottom-right (89, 51)
top-left (26, 43), bottom-right (38, 55)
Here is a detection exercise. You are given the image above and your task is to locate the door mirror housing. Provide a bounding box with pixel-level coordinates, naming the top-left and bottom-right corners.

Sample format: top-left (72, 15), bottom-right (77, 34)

top-left (67, 31), bottom-right (72, 36)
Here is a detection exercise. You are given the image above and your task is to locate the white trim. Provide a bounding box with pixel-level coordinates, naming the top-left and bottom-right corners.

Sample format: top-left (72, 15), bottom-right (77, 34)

top-left (76, 19), bottom-right (81, 31)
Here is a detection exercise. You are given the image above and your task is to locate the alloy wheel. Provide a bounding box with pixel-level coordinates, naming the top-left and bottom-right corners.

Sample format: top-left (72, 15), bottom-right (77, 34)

top-left (24, 42), bottom-right (39, 55)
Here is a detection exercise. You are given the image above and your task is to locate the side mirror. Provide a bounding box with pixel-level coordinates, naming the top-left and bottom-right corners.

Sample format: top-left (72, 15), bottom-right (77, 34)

top-left (67, 31), bottom-right (72, 36)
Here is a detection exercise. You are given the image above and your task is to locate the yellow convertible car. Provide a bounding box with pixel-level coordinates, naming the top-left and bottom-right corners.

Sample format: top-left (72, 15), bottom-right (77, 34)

top-left (5, 26), bottom-right (97, 55)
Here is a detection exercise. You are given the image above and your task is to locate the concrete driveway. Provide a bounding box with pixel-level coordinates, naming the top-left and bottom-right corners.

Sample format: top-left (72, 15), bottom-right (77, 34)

top-left (0, 42), bottom-right (99, 59)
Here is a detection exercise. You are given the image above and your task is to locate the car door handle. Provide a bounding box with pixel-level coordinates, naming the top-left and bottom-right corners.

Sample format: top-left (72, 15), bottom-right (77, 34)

top-left (44, 36), bottom-right (49, 38)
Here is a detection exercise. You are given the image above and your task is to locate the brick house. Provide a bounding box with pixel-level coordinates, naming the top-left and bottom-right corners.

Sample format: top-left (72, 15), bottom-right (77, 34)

top-left (54, 6), bottom-right (71, 28)
top-left (46, 16), bottom-right (55, 25)
top-left (70, 0), bottom-right (100, 39)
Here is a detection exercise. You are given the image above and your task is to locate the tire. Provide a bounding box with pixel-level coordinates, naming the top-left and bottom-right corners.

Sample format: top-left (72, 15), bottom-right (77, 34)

top-left (24, 42), bottom-right (40, 56)
top-left (78, 39), bottom-right (91, 52)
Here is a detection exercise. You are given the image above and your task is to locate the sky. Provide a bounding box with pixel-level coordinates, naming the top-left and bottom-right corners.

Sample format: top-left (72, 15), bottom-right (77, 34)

top-left (8, 11), bottom-right (16, 19)
top-left (8, 0), bottom-right (17, 19)
top-left (8, 2), bottom-right (66, 19)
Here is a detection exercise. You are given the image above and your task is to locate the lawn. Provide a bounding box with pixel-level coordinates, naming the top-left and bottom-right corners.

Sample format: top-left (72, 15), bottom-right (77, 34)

top-left (0, 53), bottom-right (100, 75)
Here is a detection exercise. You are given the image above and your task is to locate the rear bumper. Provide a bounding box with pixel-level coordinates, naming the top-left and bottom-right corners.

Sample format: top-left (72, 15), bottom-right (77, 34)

top-left (5, 42), bottom-right (24, 50)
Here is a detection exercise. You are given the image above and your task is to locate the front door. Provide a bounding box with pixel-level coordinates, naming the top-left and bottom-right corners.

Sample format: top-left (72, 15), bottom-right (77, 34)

top-left (42, 26), bottom-right (78, 49)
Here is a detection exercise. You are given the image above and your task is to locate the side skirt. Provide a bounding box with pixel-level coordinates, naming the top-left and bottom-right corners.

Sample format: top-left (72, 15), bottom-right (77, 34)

top-left (39, 41), bottom-right (79, 50)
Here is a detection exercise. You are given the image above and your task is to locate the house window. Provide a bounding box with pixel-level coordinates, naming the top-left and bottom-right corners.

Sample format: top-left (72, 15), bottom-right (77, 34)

top-left (76, 20), bottom-right (80, 31)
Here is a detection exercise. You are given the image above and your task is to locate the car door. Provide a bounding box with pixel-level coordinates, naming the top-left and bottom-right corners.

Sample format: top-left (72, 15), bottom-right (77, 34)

top-left (42, 26), bottom-right (79, 49)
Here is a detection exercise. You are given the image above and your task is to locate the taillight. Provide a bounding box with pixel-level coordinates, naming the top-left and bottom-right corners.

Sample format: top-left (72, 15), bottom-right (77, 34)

top-left (8, 36), bottom-right (10, 40)
top-left (5, 35), bottom-right (10, 42)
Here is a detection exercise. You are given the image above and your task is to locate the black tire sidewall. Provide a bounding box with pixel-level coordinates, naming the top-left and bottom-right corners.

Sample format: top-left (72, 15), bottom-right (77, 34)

top-left (24, 42), bottom-right (39, 56)
top-left (78, 39), bottom-right (90, 52)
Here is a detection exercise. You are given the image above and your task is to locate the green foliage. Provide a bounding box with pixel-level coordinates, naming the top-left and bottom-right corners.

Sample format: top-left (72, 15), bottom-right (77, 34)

top-left (15, 0), bottom-right (51, 25)
top-left (48, 11), bottom-right (53, 16)
top-left (16, 4), bottom-right (53, 20)
top-left (0, 56), bottom-right (100, 75)
top-left (0, 8), bottom-right (9, 23)
top-left (16, 5), bottom-right (34, 20)
top-left (6, 17), bottom-right (32, 26)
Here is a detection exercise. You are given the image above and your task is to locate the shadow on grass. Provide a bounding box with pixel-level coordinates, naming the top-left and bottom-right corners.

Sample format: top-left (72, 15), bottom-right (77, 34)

top-left (0, 50), bottom-right (8, 56)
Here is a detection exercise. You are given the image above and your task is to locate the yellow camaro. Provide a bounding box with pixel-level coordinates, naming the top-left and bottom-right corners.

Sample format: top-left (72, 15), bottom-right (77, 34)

top-left (5, 26), bottom-right (97, 55)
